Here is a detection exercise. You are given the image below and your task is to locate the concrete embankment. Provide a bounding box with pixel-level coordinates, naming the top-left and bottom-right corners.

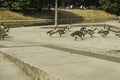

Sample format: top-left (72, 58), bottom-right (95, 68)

top-left (0, 51), bottom-right (61, 80)
top-left (1, 26), bottom-right (120, 80)
top-left (0, 53), bottom-right (31, 80)
top-left (106, 20), bottom-right (120, 29)
top-left (118, 16), bottom-right (120, 23)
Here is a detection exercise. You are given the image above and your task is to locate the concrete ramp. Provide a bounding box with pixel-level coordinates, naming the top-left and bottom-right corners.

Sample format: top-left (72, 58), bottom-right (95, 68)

top-left (1, 46), bottom-right (120, 80)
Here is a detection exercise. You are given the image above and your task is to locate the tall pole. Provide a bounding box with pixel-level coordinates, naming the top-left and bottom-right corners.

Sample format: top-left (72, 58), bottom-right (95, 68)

top-left (55, 0), bottom-right (58, 27)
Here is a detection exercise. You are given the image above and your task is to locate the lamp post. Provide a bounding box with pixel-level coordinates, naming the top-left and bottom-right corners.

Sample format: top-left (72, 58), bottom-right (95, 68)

top-left (55, 0), bottom-right (58, 27)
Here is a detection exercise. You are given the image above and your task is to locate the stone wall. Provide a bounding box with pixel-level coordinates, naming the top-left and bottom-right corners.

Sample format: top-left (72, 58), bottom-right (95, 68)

top-left (0, 51), bottom-right (62, 80)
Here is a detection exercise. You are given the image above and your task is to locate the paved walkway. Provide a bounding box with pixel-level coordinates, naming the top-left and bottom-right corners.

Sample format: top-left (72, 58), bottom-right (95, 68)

top-left (0, 21), bottom-right (120, 80)
top-left (0, 53), bottom-right (31, 80)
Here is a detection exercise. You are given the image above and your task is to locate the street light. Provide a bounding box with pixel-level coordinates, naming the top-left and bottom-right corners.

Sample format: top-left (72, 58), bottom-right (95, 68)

top-left (55, 0), bottom-right (58, 28)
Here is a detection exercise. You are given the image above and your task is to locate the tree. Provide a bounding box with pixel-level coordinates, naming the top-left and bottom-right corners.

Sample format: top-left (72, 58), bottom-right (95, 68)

top-left (0, 0), bottom-right (11, 8)
top-left (0, 0), bottom-right (4, 7)
top-left (100, 0), bottom-right (120, 15)
top-left (19, 0), bottom-right (31, 13)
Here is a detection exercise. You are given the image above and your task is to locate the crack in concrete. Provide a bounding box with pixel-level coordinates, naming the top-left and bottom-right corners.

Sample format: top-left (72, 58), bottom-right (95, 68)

top-left (41, 44), bottom-right (120, 64)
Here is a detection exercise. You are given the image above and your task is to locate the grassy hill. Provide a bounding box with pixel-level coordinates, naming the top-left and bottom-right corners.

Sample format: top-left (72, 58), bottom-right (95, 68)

top-left (0, 9), bottom-right (117, 20)
top-left (60, 10), bottom-right (117, 19)
top-left (0, 9), bottom-right (117, 27)
top-left (0, 10), bottom-right (34, 20)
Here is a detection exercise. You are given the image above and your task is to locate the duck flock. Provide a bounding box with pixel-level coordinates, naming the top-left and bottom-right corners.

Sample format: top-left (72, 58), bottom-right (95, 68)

top-left (46, 24), bottom-right (120, 41)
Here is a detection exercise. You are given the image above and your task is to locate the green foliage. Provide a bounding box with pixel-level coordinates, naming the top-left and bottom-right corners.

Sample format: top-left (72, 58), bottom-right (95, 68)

top-left (19, 0), bottom-right (31, 14)
top-left (11, 2), bottom-right (21, 10)
top-left (0, 0), bottom-right (120, 15)
top-left (100, 0), bottom-right (120, 15)
top-left (0, 0), bottom-right (10, 7)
